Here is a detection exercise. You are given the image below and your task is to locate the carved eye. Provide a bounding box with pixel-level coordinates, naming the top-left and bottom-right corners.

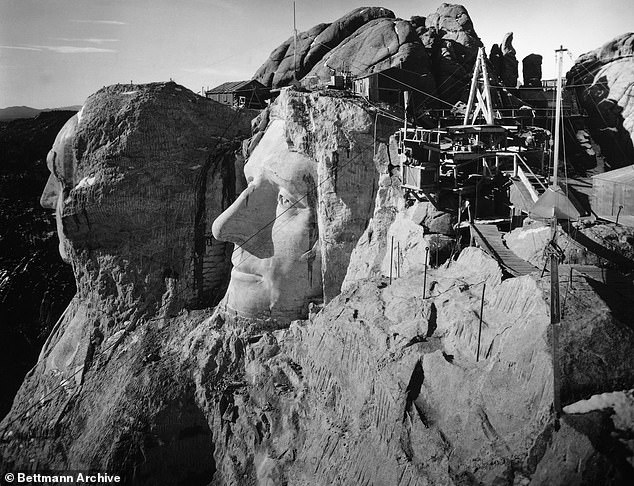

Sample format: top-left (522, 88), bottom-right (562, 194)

top-left (277, 193), bottom-right (293, 208)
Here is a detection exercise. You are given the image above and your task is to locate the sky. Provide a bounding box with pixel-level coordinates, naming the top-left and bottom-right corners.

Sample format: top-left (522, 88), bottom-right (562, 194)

top-left (1, 0), bottom-right (632, 109)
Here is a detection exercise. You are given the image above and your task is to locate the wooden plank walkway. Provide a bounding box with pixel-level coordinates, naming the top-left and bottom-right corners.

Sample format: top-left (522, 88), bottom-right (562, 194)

top-left (471, 223), bottom-right (539, 277)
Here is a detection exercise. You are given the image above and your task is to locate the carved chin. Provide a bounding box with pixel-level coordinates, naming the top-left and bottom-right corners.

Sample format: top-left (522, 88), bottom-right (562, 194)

top-left (222, 269), bottom-right (318, 321)
top-left (223, 273), bottom-right (273, 319)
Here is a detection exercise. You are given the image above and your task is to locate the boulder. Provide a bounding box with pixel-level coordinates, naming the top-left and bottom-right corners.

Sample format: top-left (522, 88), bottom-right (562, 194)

top-left (523, 53), bottom-right (543, 87)
top-left (424, 3), bottom-right (483, 103)
top-left (501, 32), bottom-right (519, 87)
top-left (567, 32), bottom-right (634, 169)
top-left (303, 6), bottom-right (395, 70)
top-left (253, 23), bottom-right (330, 88)
top-left (490, 43), bottom-right (503, 79)
top-left (302, 17), bottom-right (433, 89)
top-left (254, 7), bottom-right (395, 88)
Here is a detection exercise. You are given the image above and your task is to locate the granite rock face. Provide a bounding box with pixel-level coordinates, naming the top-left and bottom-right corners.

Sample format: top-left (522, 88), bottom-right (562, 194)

top-left (40, 82), bottom-right (252, 309)
top-left (2, 88), bottom-right (633, 485)
top-left (189, 247), bottom-right (634, 485)
top-left (567, 32), bottom-right (634, 169)
top-left (303, 16), bottom-right (433, 90)
top-left (254, 4), bottom-right (486, 107)
top-left (500, 32), bottom-right (519, 87)
top-left (0, 83), bottom-right (252, 482)
top-left (523, 53), bottom-right (543, 87)
top-left (423, 3), bottom-right (483, 103)
top-left (254, 7), bottom-right (395, 88)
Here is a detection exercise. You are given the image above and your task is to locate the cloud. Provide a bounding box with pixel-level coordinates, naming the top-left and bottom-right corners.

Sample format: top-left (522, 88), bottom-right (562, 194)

top-left (30, 45), bottom-right (117, 54)
top-left (70, 19), bottom-right (126, 25)
top-left (55, 38), bottom-right (119, 44)
top-left (0, 45), bottom-right (42, 51)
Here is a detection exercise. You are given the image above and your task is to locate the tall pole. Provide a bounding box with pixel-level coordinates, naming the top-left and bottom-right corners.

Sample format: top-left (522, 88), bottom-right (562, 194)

top-left (464, 49), bottom-right (480, 125)
top-left (553, 46), bottom-right (567, 187)
top-left (403, 90), bottom-right (409, 132)
top-left (480, 49), bottom-right (494, 125)
top-left (550, 209), bottom-right (562, 416)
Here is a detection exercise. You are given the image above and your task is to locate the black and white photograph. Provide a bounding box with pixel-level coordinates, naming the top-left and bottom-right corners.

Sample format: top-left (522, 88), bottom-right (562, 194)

top-left (1, 0), bottom-right (633, 484)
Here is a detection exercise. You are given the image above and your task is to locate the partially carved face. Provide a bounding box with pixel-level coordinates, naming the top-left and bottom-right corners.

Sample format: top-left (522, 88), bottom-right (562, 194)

top-left (212, 120), bottom-right (322, 321)
top-left (40, 114), bottom-right (79, 262)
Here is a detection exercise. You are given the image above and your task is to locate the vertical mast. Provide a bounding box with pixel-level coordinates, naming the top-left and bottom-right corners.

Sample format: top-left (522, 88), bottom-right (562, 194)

top-left (552, 46), bottom-right (567, 186)
top-left (549, 45), bottom-right (568, 419)
top-left (480, 49), bottom-right (494, 125)
top-left (463, 48), bottom-right (494, 125)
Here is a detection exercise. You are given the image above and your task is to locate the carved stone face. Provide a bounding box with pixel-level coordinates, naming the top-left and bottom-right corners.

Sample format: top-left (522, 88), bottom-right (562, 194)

top-left (40, 113), bottom-right (79, 262)
top-left (212, 120), bottom-right (322, 321)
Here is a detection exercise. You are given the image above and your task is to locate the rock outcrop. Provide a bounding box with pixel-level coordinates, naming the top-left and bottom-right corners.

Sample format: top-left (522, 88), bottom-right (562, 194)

top-left (189, 245), bottom-right (634, 485)
top-left (567, 32), bottom-right (634, 169)
top-left (254, 4), bottom-right (486, 107)
top-left (254, 7), bottom-right (396, 88)
top-left (3, 86), bottom-right (634, 485)
top-left (422, 3), bottom-right (483, 103)
top-left (302, 17), bottom-right (432, 90)
top-left (500, 32), bottom-right (519, 87)
top-left (0, 82), bottom-right (252, 481)
top-left (40, 82), bottom-right (252, 309)
top-left (523, 53), bottom-right (543, 87)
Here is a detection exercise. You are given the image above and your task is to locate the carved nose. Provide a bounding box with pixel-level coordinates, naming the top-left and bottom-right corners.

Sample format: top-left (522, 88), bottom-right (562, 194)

top-left (211, 179), bottom-right (276, 258)
top-left (40, 174), bottom-right (61, 209)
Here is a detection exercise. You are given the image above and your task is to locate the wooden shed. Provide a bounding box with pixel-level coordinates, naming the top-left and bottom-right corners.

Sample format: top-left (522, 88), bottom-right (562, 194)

top-left (353, 68), bottom-right (430, 107)
top-left (592, 165), bottom-right (634, 221)
top-left (205, 80), bottom-right (269, 109)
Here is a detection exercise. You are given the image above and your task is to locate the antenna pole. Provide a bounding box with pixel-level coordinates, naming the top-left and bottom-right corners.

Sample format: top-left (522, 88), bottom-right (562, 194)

top-left (553, 45), bottom-right (567, 187)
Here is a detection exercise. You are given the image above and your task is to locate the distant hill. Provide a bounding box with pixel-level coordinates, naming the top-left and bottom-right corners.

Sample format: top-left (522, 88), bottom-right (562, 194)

top-left (0, 105), bottom-right (81, 122)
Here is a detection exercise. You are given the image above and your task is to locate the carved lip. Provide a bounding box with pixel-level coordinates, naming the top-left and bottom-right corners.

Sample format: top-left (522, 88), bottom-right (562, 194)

top-left (231, 267), bottom-right (263, 282)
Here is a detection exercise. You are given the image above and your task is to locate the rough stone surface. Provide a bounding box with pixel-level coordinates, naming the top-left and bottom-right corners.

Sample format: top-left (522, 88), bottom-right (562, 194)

top-left (0, 82), bottom-right (252, 483)
top-left (253, 4), bottom-right (486, 108)
top-left (500, 32), bottom-right (519, 87)
top-left (2, 88), bottom-right (634, 485)
top-left (42, 82), bottom-right (251, 309)
top-left (302, 17), bottom-right (432, 89)
top-left (423, 3), bottom-right (483, 103)
top-left (490, 43), bottom-right (503, 80)
top-left (523, 53), bottom-right (543, 87)
top-left (254, 7), bottom-right (395, 88)
top-left (240, 90), bottom-right (400, 307)
top-left (567, 32), bottom-right (634, 169)
top-left (253, 23), bottom-right (331, 88)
